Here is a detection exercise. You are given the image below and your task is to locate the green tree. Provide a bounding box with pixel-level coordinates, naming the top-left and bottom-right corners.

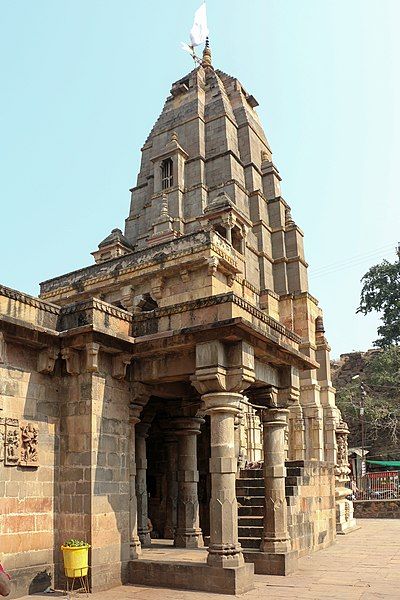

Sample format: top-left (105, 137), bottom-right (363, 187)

top-left (357, 246), bottom-right (400, 348)
top-left (335, 347), bottom-right (400, 456)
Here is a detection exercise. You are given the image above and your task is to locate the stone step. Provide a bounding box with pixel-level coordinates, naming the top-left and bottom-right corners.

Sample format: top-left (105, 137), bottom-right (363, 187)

top-left (236, 487), bottom-right (264, 497)
top-left (237, 496), bottom-right (264, 506)
top-left (240, 468), bottom-right (262, 478)
top-left (285, 476), bottom-right (302, 486)
top-left (286, 466), bottom-right (303, 477)
top-left (236, 477), bottom-right (264, 487)
top-left (238, 515), bottom-right (264, 527)
top-left (238, 525), bottom-right (264, 538)
top-left (238, 505), bottom-right (264, 516)
top-left (238, 536), bottom-right (261, 549)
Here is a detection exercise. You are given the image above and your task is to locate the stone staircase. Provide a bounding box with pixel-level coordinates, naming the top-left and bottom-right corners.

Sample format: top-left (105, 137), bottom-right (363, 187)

top-left (236, 462), bottom-right (305, 550)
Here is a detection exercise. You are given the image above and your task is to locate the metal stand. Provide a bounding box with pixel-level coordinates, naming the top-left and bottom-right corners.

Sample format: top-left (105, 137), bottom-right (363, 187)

top-left (65, 569), bottom-right (90, 596)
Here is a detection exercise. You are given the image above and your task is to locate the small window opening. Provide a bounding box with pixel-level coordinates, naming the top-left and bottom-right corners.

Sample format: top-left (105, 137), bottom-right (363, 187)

top-left (139, 294), bottom-right (159, 312)
top-left (232, 226), bottom-right (244, 254)
top-left (161, 158), bottom-right (173, 190)
top-left (214, 224), bottom-right (227, 240)
top-left (112, 301), bottom-right (124, 310)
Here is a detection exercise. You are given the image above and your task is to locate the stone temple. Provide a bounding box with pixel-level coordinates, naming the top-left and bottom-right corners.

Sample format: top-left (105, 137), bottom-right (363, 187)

top-left (0, 44), bottom-right (356, 597)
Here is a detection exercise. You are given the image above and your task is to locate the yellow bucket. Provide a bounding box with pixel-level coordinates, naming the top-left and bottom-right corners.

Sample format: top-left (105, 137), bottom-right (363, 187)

top-left (61, 545), bottom-right (90, 578)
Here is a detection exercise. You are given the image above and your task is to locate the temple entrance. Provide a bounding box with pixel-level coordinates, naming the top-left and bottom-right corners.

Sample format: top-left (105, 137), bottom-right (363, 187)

top-left (147, 414), bottom-right (211, 542)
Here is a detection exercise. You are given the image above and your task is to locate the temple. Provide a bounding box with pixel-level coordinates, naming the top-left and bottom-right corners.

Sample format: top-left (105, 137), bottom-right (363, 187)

top-left (0, 44), bottom-right (356, 597)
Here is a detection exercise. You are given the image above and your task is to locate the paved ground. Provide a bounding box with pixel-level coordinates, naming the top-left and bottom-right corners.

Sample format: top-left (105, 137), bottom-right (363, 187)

top-left (27, 519), bottom-right (400, 600)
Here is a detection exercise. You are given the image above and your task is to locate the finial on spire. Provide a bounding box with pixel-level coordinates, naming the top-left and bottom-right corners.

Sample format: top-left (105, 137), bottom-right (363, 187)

top-left (202, 37), bottom-right (212, 68)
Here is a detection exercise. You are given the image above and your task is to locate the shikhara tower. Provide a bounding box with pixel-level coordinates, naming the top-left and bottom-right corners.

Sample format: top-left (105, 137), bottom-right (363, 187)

top-left (0, 44), bottom-right (356, 598)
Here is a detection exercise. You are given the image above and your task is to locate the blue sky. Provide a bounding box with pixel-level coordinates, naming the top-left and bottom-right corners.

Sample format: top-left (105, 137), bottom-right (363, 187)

top-left (1, 0), bottom-right (399, 358)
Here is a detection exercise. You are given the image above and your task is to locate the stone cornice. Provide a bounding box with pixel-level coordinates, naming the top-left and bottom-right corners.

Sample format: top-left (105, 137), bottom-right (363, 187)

top-left (280, 291), bottom-right (319, 306)
top-left (40, 231), bottom-right (213, 296)
top-left (0, 284), bottom-right (60, 315)
top-left (59, 298), bottom-right (132, 323)
top-left (133, 292), bottom-right (301, 344)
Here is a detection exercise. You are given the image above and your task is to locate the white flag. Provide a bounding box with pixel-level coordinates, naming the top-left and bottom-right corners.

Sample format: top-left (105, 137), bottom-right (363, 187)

top-left (190, 2), bottom-right (209, 47)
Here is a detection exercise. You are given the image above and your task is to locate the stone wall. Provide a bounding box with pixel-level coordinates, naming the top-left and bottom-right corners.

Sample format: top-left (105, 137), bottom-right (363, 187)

top-left (287, 461), bottom-right (336, 556)
top-left (354, 500), bottom-right (400, 519)
top-left (0, 342), bottom-right (60, 598)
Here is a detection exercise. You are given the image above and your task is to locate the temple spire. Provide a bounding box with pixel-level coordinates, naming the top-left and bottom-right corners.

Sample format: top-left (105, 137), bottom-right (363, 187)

top-left (202, 37), bottom-right (212, 68)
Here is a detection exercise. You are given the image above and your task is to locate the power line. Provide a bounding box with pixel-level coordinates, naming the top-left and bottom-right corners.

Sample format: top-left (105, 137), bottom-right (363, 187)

top-left (311, 243), bottom-right (393, 274)
top-left (309, 249), bottom-right (395, 279)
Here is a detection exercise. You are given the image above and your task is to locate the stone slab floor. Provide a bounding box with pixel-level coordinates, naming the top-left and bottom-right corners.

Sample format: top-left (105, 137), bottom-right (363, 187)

top-left (23, 519), bottom-right (400, 600)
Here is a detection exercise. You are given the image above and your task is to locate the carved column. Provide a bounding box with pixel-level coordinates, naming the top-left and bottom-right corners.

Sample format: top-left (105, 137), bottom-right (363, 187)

top-left (203, 392), bottom-right (244, 567)
top-left (136, 422), bottom-right (151, 547)
top-left (129, 405), bottom-right (142, 559)
top-left (260, 406), bottom-right (290, 554)
top-left (163, 431), bottom-right (178, 539)
top-left (335, 420), bottom-right (357, 534)
top-left (174, 417), bottom-right (204, 548)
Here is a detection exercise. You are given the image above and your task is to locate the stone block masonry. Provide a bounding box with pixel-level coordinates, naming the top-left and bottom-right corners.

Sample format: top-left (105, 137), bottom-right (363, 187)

top-left (1, 42), bottom-right (353, 597)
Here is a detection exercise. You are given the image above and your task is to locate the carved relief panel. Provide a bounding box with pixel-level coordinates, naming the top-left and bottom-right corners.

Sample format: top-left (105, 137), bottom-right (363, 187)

top-left (0, 418), bottom-right (39, 468)
top-left (20, 422), bottom-right (39, 467)
top-left (5, 418), bottom-right (19, 466)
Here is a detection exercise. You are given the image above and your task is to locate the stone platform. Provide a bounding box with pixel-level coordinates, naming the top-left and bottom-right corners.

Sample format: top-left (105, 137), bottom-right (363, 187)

top-left (15, 519), bottom-right (400, 599)
top-left (129, 541), bottom-right (254, 595)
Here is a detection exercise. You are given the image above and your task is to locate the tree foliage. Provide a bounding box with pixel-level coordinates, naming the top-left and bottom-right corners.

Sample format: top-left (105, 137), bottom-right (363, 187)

top-left (357, 248), bottom-right (400, 348)
top-left (335, 347), bottom-right (400, 457)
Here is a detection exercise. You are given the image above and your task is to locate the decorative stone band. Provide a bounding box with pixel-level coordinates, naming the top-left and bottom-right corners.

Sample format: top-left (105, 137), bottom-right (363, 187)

top-left (59, 298), bottom-right (132, 323)
top-left (0, 284), bottom-right (60, 315)
top-left (133, 292), bottom-right (302, 344)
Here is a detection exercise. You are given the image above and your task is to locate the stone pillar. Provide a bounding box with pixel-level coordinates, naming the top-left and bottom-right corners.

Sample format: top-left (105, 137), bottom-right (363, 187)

top-left (202, 392), bottom-right (244, 568)
top-left (128, 408), bottom-right (142, 559)
top-left (335, 420), bottom-right (358, 534)
top-left (260, 407), bottom-right (291, 554)
top-left (174, 417), bottom-right (204, 548)
top-left (136, 422), bottom-right (151, 547)
top-left (163, 432), bottom-right (178, 540)
top-left (243, 387), bottom-right (298, 575)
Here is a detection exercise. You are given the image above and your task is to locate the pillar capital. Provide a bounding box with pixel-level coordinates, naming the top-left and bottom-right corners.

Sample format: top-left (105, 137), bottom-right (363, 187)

top-left (261, 407), bottom-right (289, 427)
top-left (191, 340), bottom-right (255, 395)
top-left (202, 392), bottom-right (243, 416)
top-left (136, 421), bottom-right (151, 438)
top-left (170, 416), bottom-right (204, 436)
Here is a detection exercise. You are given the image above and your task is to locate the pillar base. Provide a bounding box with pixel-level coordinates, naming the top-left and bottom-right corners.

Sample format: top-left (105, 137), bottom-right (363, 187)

top-left (129, 539), bottom-right (142, 560)
top-left (139, 532), bottom-right (152, 547)
top-left (174, 530), bottom-right (204, 548)
top-left (243, 549), bottom-right (298, 575)
top-left (207, 546), bottom-right (244, 568)
top-left (163, 526), bottom-right (175, 540)
top-left (129, 560), bottom-right (254, 595)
